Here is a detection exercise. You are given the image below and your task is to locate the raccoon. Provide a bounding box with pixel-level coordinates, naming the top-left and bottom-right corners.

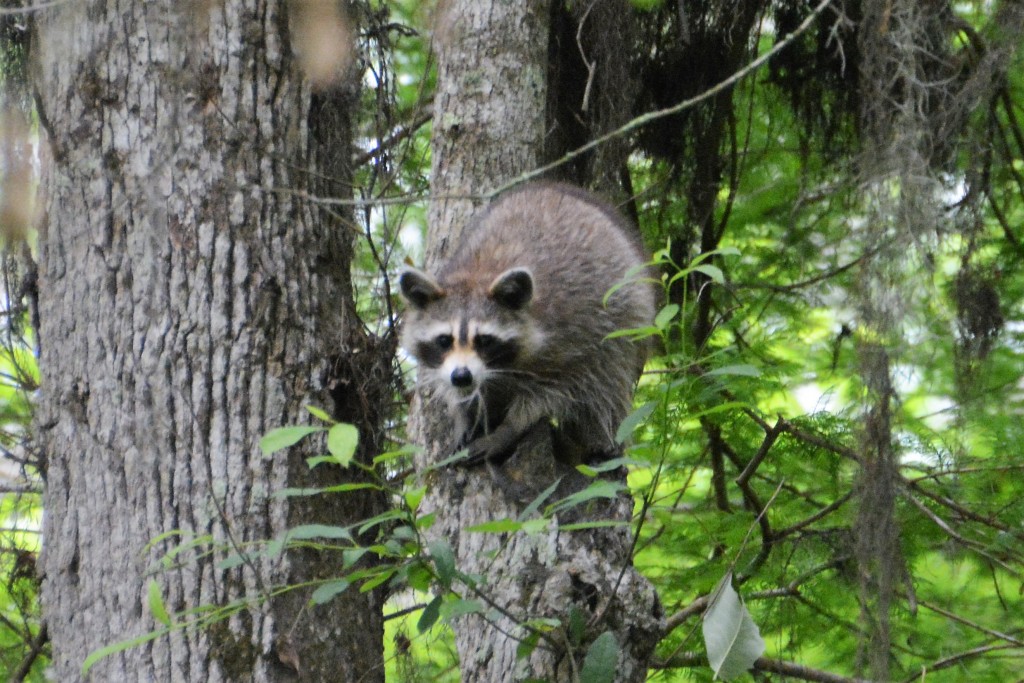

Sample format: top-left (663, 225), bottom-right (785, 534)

top-left (399, 182), bottom-right (656, 465)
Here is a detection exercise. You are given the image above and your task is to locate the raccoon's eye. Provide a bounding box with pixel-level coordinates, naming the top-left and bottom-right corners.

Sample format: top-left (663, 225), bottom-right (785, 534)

top-left (434, 334), bottom-right (454, 350)
top-left (474, 334), bottom-right (499, 351)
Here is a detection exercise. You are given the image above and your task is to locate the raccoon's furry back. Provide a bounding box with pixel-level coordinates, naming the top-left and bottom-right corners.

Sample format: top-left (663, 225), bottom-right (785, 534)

top-left (404, 181), bottom-right (656, 461)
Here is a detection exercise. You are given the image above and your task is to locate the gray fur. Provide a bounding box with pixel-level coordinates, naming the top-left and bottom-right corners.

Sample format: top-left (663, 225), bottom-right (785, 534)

top-left (400, 182), bottom-right (656, 464)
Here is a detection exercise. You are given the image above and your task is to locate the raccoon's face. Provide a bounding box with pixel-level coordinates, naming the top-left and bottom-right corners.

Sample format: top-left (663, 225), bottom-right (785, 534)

top-left (399, 266), bottom-right (535, 404)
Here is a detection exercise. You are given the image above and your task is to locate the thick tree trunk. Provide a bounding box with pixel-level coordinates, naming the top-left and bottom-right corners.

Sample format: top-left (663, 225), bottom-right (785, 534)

top-left (32, 1), bottom-right (384, 680)
top-left (415, 2), bottom-right (662, 681)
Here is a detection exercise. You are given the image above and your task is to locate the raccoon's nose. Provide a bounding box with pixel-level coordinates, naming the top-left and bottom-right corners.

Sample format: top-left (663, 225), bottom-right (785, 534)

top-left (450, 366), bottom-right (473, 388)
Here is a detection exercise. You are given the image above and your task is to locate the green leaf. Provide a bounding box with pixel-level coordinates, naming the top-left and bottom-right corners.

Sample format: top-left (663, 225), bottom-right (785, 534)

top-left (305, 456), bottom-right (336, 469)
top-left (390, 524), bottom-right (417, 542)
top-left (357, 509), bottom-right (406, 535)
top-left (519, 478), bottom-right (562, 520)
top-left (274, 485), bottom-right (323, 497)
top-left (305, 404), bottom-right (335, 423)
top-left (467, 518), bottom-right (523, 533)
top-left (517, 631), bottom-right (542, 660)
top-left (284, 524), bottom-right (352, 542)
top-left (273, 482), bottom-right (382, 498)
top-left (567, 606), bottom-right (587, 644)
top-left (441, 598), bottom-right (484, 621)
top-left (406, 561), bottom-right (433, 592)
top-left (327, 423), bottom-right (359, 467)
top-left (148, 580), bottom-right (172, 627)
top-left (576, 457), bottom-right (638, 476)
top-left (405, 485), bottom-right (426, 513)
top-left (705, 364), bottom-right (761, 378)
top-left (424, 448), bottom-right (472, 471)
top-left (604, 325), bottom-right (660, 340)
top-left (428, 539), bottom-right (457, 588)
top-left (580, 631), bottom-right (619, 683)
top-left (259, 425), bottom-right (324, 455)
top-left (654, 303), bottom-right (680, 329)
top-left (373, 444), bottom-right (419, 465)
top-left (418, 594), bottom-right (443, 632)
top-left (342, 547), bottom-right (369, 569)
top-left (360, 567), bottom-right (397, 593)
top-left (615, 401), bottom-right (656, 443)
top-left (521, 518), bottom-right (550, 534)
top-left (310, 579), bottom-right (349, 605)
top-left (703, 572), bottom-right (766, 681)
top-left (218, 553), bottom-right (248, 570)
top-left (559, 520), bottom-right (628, 531)
top-left (693, 263), bottom-right (725, 284)
top-left (415, 511), bottom-right (437, 530)
top-left (549, 480), bottom-right (623, 514)
top-left (82, 628), bottom-right (169, 676)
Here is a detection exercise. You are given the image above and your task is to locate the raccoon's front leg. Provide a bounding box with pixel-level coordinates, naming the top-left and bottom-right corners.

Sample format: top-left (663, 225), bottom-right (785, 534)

top-left (460, 422), bottom-right (526, 466)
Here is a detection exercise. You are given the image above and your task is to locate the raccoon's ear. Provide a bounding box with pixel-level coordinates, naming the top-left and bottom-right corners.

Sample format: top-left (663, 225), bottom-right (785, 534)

top-left (399, 268), bottom-right (445, 309)
top-left (489, 267), bottom-right (533, 310)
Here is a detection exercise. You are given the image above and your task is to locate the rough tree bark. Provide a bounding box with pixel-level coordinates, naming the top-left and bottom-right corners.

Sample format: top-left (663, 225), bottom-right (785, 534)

top-left (414, 1), bottom-right (662, 681)
top-left (32, 1), bottom-right (385, 680)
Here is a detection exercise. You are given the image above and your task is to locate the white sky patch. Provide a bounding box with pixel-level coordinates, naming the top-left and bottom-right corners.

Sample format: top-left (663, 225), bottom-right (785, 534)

top-left (399, 219), bottom-right (425, 262)
top-left (793, 382), bottom-right (843, 415)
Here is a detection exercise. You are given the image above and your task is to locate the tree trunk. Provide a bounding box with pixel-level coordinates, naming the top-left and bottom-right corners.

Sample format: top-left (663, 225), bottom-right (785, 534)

top-left (415, 2), bottom-right (662, 681)
top-left (32, 1), bottom-right (385, 680)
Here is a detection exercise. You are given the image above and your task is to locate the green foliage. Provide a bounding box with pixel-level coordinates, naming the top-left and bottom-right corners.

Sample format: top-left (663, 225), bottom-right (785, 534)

top-left (580, 631), bottom-right (620, 683)
top-left (0, 245), bottom-right (44, 678)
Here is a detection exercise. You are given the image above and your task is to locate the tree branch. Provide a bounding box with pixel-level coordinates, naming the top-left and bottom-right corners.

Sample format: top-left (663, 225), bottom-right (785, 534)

top-left (9, 623), bottom-right (47, 682)
top-left (654, 650), bottom-right (871, 683)
top-left (900, 643), bottom-right (1022, 683)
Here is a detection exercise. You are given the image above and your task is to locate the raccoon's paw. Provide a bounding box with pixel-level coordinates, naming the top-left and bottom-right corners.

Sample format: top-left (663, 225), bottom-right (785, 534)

top-left (459, 438), bottom-right (495, 467)
top-left (457, 433), bottom-right (515, 468)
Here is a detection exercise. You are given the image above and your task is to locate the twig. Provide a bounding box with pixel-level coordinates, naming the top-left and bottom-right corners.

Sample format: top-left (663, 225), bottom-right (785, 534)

top-left (653, 650), bottom-right (870, 683)
top-left (907, 494), bottom-right (1023, 577)
top-left (754, 656), bottom-right (870, 683)
top-left (775, 491), bottom-right (854, 538)
top-left (735, 419), bottom-right (782, 487)
top-left (915, 598), bottom-right (1024, 647)
top-left (663, 595), bottom-right (709, 635)
top-left (0, 0), bottom-right (72, 16)
top-left (901, 643), bottom-right (1022, 683)
top-left (903, 475), bottom-right (1019, 537)
top-left (907, 464), bottom-right (1024, 484)
top-left (9, 623), bottom-right (47, 682)
top-left (353, 109), bottom-right (433, 167)
top-left (777, 417), bottom-right (861, 463)
top-left (575, 2), bottom-right (596, 113)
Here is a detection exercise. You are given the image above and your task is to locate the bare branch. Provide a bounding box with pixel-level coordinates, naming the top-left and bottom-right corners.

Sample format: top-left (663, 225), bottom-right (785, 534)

top-left (915, 598), bottom-right (1024, 647)
top-left (353, 109), bottom-right (433, 168)
top-left (654, 650), bottom-right (871, 683)
top-left (901, 643), bottom-right (1023, 683)
top-left (735, 418), bottom-right (782, 487)
top-left (9, 623), bottom-right (47, 683)
top-left (662, 596), bottom-right (709, 636)
top-left (906, 494), bottom-right (1023, 577)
